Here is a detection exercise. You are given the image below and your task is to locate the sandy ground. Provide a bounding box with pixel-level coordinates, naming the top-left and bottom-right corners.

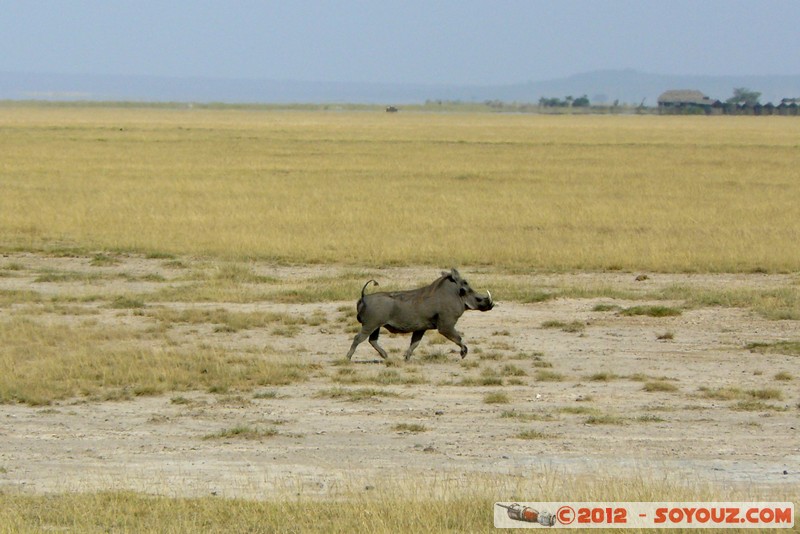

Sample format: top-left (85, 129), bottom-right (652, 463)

top-left (0, 254), bottom-right (798, 499)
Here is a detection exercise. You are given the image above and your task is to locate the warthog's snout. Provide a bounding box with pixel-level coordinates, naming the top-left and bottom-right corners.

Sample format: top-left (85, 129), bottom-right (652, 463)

top-left (467, 290), bottom-right (494, 311)
top-left (481, 291), bottom-right (494, 310)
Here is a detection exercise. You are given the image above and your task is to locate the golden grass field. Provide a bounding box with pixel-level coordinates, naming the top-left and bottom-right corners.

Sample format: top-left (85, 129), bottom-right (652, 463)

top-left (0, 473), bottom-right (772, 533)
top-left (1, 106), bottom-right (799, 532)
top-left (2, 106), bottom-right (799, 271)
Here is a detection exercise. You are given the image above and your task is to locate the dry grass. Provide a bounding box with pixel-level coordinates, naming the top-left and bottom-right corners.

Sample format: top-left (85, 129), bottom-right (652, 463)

top-left (662, 285), bottom-right (800, 320)
top-left (333, 368), bottom-right (426, 386)
top-left (698, 386), bottom-right (784, 402)
top-left (0, 471), bottom-right (791, 533)
top-left (147, 307), bottom-right (306, 332)
top-left (746, 340), bottom-right (800, 356)
top-left (2, 107), bottom-right (800, 272)
top-left (0, 317), bottom-right (309, 405)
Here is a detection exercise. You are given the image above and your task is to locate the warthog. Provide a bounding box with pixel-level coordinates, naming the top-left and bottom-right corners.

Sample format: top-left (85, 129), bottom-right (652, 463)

top-left (346, 269), bottom-right (494, 361)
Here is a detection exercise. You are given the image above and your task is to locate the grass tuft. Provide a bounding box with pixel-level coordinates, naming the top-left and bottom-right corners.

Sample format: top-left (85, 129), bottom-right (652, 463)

top-left (483, 392), bottom-right (510, 404)
top-left (535, 369), bottom-right (565, 382)
top-left (541, 320), bottom-right (585, 333)
top-left (592, 303), bottom-right (622, 312)
top-left (643, 381), bottom-right (679, 393)
top-left (745, 341), bottom-right (800, 356)
top-left (515, 429), bottom-right (551, 440)
top-left (392, 423), bottom-right (427, 433)
top-left (587, 371), bottom-right (619, 382)
top-left (203, 425), bottom-right (279, 440)
top-left (698, 386), bottom-right (783, 402)
top-left (315, 387), bottom-right (401, 402)
top-left (620, 305), bottom-right (681, 317)
top-left (109, 296), bottom-right (146, 309)
top-left (90, 253), bottom-right (120, 267)
top-left (585, 414), bottom-right (627, 425)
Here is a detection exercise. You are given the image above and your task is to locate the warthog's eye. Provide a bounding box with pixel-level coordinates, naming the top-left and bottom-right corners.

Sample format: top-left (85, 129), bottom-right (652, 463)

top-left (459, 287), bottom-right (467, 296)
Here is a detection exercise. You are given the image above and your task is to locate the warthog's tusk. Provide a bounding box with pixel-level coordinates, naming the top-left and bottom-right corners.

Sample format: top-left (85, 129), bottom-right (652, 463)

top-left (486, 290), bottom-right (492, 303)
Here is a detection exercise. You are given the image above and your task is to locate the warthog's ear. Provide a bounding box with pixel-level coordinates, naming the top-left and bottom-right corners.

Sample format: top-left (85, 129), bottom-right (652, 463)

top-left (449, 268), bottom-right (462, 281)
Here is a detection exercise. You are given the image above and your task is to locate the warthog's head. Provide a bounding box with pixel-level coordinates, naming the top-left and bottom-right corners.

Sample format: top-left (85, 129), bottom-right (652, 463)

top-left (445, 269), bottom-right (494, 312)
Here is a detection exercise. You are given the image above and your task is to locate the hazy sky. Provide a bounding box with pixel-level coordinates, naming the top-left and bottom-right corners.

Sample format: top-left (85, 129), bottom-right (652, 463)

top-left (3, 1), bottom-right (799, 85)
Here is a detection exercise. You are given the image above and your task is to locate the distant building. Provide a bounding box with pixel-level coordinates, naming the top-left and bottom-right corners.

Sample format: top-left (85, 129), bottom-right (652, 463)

top-left (656, 91), bottom-right (798, 116)
top-left (657, 90), bottom-right (715, 114)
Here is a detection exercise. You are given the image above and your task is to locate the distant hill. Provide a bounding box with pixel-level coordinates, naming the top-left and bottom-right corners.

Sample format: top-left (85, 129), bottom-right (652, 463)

top-left (1, 70), bottom-right (798, 106)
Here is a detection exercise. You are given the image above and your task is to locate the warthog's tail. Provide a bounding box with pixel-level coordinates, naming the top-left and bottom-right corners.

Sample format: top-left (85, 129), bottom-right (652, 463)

top-left (356, 280), bottom-right (379, 324)
top-left (361, 279), bottom-right (379, 298)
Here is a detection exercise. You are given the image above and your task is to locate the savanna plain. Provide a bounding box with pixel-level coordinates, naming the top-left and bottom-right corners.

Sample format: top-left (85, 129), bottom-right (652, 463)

top-left (0, 106), bottom-right (799, 532)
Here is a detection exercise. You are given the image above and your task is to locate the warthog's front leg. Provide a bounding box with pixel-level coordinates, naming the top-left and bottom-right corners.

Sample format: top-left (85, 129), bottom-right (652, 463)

top-left (404, 330), bottom-right (426, 361)
top-left (437, 325), bottom-right (468, 358)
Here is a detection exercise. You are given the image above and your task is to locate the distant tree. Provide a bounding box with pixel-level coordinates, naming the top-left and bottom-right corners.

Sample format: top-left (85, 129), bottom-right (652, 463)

top-left (539, 96), bottom-right (582, 107)
top-left (572, 95), bottom-right (590, 107)
top-left (726, 87), bottom-right (761, 106)
top-left (539, 97), bottom-right (564, 107)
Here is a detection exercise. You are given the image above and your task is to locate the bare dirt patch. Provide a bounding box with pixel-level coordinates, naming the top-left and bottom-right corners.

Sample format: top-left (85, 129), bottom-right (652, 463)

top-left (1, 254), bottom-right (798, 499)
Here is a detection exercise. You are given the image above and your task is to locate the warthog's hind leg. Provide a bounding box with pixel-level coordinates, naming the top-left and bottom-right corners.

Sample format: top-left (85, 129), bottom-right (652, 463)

top-left (347, 325), bottom-right (388, 361)
top-left (404, 330), bottom-right (426, 361)
top-left (346, 332), bottom-right (366, 360)
top-left (347, 327), bottom-right (371, 360)
top-left (368, 328), bottom-right (389, 359)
